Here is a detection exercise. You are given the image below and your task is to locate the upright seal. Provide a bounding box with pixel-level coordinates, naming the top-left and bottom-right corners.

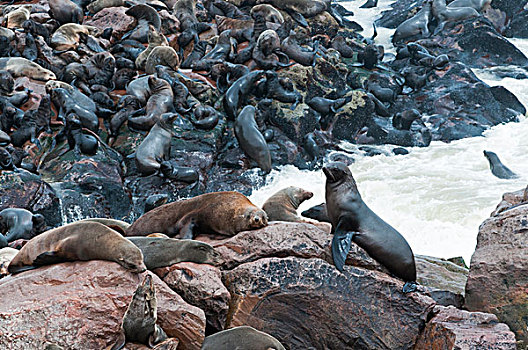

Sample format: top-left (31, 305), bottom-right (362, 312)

top-left (323, 162), bottom-right (417, 292)
top-left (483, 150), bottom-right (518, 179)
top-left (262, 186), bottom-right (314, 222)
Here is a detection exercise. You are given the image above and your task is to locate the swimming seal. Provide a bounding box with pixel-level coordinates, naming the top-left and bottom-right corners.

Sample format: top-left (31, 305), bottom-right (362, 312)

top-left (323, 162), bottom-right (417, 292)
top-left (235, 105), bottom-right (272, 174)
top-left (8, 222), bottom-right (147, 274)
top-left (125, 191), bottom-right (268, 239)
top-left (0, 208), bottom-right (47, 243)
top-left (201, 326), bottom-right (286, 350)
top-left (127, 237), bottom-right (221, 269)
top-left (483, 150), bottom-right (518, 179)
top-left (135, 113), bottom-right (177, 176)
top-left (0, 58), bottom-right (56, 81)
top-left (111, 274), bottom-right (168, 350)
top-left (262, 186), bottom-right (314, 222)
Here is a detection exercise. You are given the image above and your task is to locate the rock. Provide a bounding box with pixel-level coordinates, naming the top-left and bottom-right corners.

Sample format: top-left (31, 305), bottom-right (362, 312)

top-left (415, 255), bottom-right (468, 308)
top-left (490, 86), bottom-right (526, 116)
top-left (223, 257), bottom-right (435, 350)
top-left (0, 261), bottom-right (205, 350)
top-left (504, 10), bottom-right (528, 38)
top-left (490, 0), bottom-right (528, 18)
top-left (268, 102), bottom-right (319, 143)
top-left (490, 188), bottom-right (527, 216)
top-left (0, 169), bottom-right (61, 227)
top-left (415, 305), bottom-right (517, 349)
top-left (465, 202), bottom-right (528, 348)
top-left (85, 7), bottom-right (136, 40)
top-left (154, 262), bottom-right (230, 332)
top-left (330, 90), bottom-right (375, 142)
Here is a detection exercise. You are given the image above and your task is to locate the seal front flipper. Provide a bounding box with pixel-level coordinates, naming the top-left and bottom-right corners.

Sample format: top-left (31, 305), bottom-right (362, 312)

top-left (331, 223), bottom-right (355, 272)
top-left (33, 251), bottom-right (64, 266)
top-left (287, 11), bottom-right (308, 27)
top-left (176, 215), bottom-right (196, 239)
top-left (108, 332), bottom-right (126, 350)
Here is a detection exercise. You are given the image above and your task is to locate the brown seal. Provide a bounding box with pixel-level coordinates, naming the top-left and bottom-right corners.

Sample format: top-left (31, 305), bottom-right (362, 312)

top-left (125, 191), bottom-right (268, 239)
top-left (201, 326), bottom-right (286, 350)
top-left (262, 186), bottom-right (314, 222)
top-left (128, 76), bottom-right (174, 131)
top-left (77, 218), bottom-right (131, 235)
top-left (48, 0), bottom-right (83, 25)
top-left (135, 25), bottom-right (168, 71)
top-left (50, 23), bottom-right (99, 51)
top-left (8, 222), bottom-right (147, 274)
top-left (135, 113), bottom-right (177, 175)
top-left (250, 4), bottom-right (284, 23)
top-left (127, 237), bottom-right (221, 269)
top-left (0, 208), bottom-right (47, 242)
top-left (145, 46), bottom-right (180, 74)
top-left (0, 247), bottom-right (19, 277)
top-left (323, 162), bottom-right (417, 292)
top-left (0, 58), bottom-right (56, 81)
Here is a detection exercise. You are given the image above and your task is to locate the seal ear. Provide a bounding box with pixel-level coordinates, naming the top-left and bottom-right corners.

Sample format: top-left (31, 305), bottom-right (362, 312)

top-left (331, 222), bottom-right (355, 272)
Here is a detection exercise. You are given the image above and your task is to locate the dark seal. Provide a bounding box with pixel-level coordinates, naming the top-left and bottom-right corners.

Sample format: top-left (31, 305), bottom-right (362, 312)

top-left (483, 150), bottom-right (518, 179)
top-left (323, 162), bottom-right (417, 292)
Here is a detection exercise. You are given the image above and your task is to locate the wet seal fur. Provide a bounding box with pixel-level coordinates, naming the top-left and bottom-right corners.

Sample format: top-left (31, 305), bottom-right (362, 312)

top-left (8, 222), bottom-right (147, 274)
top-left (483, 150), bottom-right (518, 179)
top-left (262, 186), bottom-right (314, 222)
top-left (125, 191), bottom-right (268, 239)
top-left (392, 0), bottom-right (432, 42)
top-left (127, 237), bottom-right (221, 269)
top-left (323, 162), bottom-right (417, 292)
top-left (201, 326), bottom-right (286, 350)
top-left (0, 208), bottom-right (47, 242)
top-left (110, 274), bottom-right (168, 350)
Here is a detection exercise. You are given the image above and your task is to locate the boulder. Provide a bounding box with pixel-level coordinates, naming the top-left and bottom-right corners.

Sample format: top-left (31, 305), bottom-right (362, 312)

top-left (490, 187), bottom-right (527, 216)
top-left (0, 169), bottom-right (61, 227)
top-left (154, 262), bottom-right (230, 332)
top-left (223, 257), bottom-right (436, 350)
top-left (504, 10), bottom-right (528, 38)
top-left (0, 261), bottom-right (205, 350)
top-left (414, 305), bottom-right (517, 349)
top-left (85, 7), bottom-right (136, 40)
top-left (465, 202), bottom-right (528, 348)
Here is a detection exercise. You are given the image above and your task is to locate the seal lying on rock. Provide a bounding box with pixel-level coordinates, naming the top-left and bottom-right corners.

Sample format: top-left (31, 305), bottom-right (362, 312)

top-left (125, 192), bottom-right (268, 239)
top-left (483, 150), bottom-right (518, 179)
top-left (262, 186), bottom-right (314, 222)
top-left (8, 222), bottom-right (146, 274)
top-left (0, 247), bottom-right (18, 276)
top-left (323, 162), bottom-right (417, 292)
top-left (201, 326), bottom-right (286, 350)
top-left (127, 237), bottom-right (221, 269)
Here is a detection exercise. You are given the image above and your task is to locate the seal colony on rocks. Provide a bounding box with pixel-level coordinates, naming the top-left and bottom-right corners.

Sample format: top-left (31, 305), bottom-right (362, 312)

top-left (323, 162), bottom-right (417, 292)
top-left (125, 192), bottom-right (268, 239)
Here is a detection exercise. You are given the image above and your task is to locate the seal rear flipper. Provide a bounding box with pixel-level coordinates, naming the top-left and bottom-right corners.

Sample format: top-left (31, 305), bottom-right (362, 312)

top-left (33, 251), bottom-right (64, 266)
top-left (108, 331), bottom-right (126, 350)
top-left (149, 325), bottom-right (168, 347)
top-left (331, 225), bottom-right (355, 272)
top-left (7, 264), bottom-right (38, 274)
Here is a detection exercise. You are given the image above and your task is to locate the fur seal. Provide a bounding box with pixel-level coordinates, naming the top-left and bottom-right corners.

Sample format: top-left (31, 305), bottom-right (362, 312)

top-left (8, 222), bottom-right (147, 275)
top-left (4, 5), bottom-right (32, 29)
top-left (87, 0), bottom-right (125, 14)
top-left (483, 151), bottom-right (518, 179)
top-left (125, 191), bottom-right (268, 239)
top-left (235, 105), bottom-right (272, 174)
top-left (223, 70), bottom-right (266, 120)
top-left (250, 4), bottom-right (284, 23)
top-left (201, 326), bottom-right (286, 350)
top-left (111, 274), bottom-right (168, 350)
top-left (307, 96), bottom-right (349, 116)
top-left (135, 113), bottom-right (177, 176)
top-left (256, 0), bottom-right (327, 17)
top-left (301, 203), bottom-right (330, 223)
top-left (191, 105), bottom-right (220, 130)
top-left (144, 194), bottom-right (169, 213)
top-left (432, 0), bottom-right (479, 33)
top-left (392, 0), bottom-right (432, 42)
top-left (128, 76), bottom-right (174, 131)
top-left (323, 162), bottom-right (417, 291)
top-left (0, 58), bottom-right (56, 81)
top-left (127, 237), bottom-right (221, 269)
top-left (135, 25), bottom-right (169, 71)
top-left (77, 218), bottom-right (131, 235)
top-left (50, 24), bottom-right (99, 51)
top-left (0, 247), bottom-right (18, 276)
top-left (145, 46), bottom-right (180, 74)
top-left (0, 208), bottom-right (47, 243)
top-left (360, 0), bottom-right (377, 8)
top-left (262, 186), bottom-right (314, 222)
top-left (447, 0), bottom-right (491, 11)
top-left (48, 0), bottom-right (83, 25)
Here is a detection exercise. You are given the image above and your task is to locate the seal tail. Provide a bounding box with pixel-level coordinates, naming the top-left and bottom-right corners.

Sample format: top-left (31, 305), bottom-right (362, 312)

top-left (331, 228), bottom-right (355, 272)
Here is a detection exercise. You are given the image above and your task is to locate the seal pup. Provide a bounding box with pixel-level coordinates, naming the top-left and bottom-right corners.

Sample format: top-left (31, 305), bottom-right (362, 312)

top-left (8, 222), bottom-right (147, 274)
top-left (201, 326), bottom-right (286, 350)
top-left (0, 208), bottom-right (47, 243)
top-left (135, 113), bottom-right (177, 176)
top-left (262, 186), bottom-right (314, 222)
top-left (110, 275), bottom-right (168, 350)
top-left (128, 76), bottom-right (174, 131)
top-left (323, 162), bottom-right (417, 292)
top-left (127, 237), bottom-right (221, 269)
top-left (144, 194), bottom-right (169, 213)
top-left (125, 192), bottom-right (268, 239)
top-left (235, 105), bottom-right (272, 174)
top-left (483, 151), bottom-right (518, 179)
top-left (0, 247), bottom-right (18, 276)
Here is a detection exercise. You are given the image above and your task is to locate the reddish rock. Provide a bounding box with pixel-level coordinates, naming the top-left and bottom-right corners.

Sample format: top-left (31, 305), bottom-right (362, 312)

top-left (414, 305), bottom-right (517, 349)
top-left (0, 261), bottom-right (205, 350)
top-left (223, 257), bottom-right (435, 350)
top-left (465, 202), bottom-right (528, 347)
top-left (85, 7), bottom-right (136, 40)
top-left (124, 338), bottom-right (179, 349)
top-left (154, 262), bottom-right (230, 331)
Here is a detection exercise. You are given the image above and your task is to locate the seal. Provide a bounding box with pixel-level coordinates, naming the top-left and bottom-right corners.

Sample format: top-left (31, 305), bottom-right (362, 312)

top-left (87, 0), bottom-right (125, 14)
top-left (135, 24), bottom-right (168, 71)
top-left (201, 326), bottom-right (286, 350)
top-left (0, 208), bottom-right (47, 243)
top-left (235, 105), bottom-right (272, 174)
top-left (262, 186), bottom-right (314, 222)
top-left (0, 235), bottom-right (7, 249)
top-left (360, 0), bottom-right (377, 8)
top-left (307, 96), bottom-right (349, 116)
top-left (432, 0), bottom-right (479, 34)
top-left (5, 5), bottom-right (32, 29)
top-left (125, 191), bottom-right (268, 239)
top-left (144, 194), bottom-right (169, 213)
top-left (0, 247), bottom-right (18, 276)
top-left (447, 0), bottom-right (491, 11)
top-left (323, 162), bottom-right (417, 292)
top-left (77, 218), bottom-right (131, 235)
top-left (128, 76), bottom-right (174, 131)
top-left (392, 0), bottom-right (432, 42)
top-left (223, 70), bottom-right (266, 120)
top-left (48, 0), bottom-right (83, 25)
top-left (483, 150), bottom-right (518, 179)
top-left (256, 0), bottom-right (327, 18)
top-left (50, 23), bottom-right (99, 51)
top-left (0, 58), bottom-right (56, 81)
top-left (135, 113), bottom-right (177, 176)
top-left (191, 105), bottom-right (220, 130)
top-left (301, 203), bottom-right (330, 222)
top-left (8, 221), bottom-right (147, 274)
top-left (127, 237), bottom-right (221, 269)
top-left (144, 46), bottom-right (180, 74)
top-left (250, 4), bottom-right (284, 23)
top-left (110, 275), bottom-right (168, 350)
